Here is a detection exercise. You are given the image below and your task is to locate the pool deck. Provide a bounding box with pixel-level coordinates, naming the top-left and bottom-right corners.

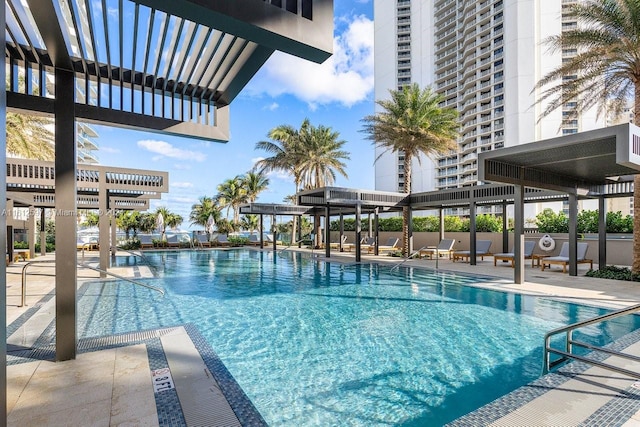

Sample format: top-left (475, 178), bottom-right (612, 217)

top-left (6, 247), bottom-right (640, 426)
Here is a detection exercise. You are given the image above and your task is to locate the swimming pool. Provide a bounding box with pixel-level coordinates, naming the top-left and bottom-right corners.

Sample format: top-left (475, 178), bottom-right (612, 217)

top-left (78, 249), bottom-right (640, 426)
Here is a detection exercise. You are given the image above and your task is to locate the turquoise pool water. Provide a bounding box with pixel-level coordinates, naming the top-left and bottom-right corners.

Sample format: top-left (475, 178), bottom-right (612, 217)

top-left (78, 250), bottom-right (640, 426)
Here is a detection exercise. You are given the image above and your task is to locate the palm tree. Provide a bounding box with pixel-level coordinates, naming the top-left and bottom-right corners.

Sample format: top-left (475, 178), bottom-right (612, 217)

top-left (7, 112), bottom-right (55, 160)
top-left (533, 0), bottom-right (640, 272)
top-left (216, 176), bottom-right (248, 225)
top-left (240, 214), bottom-right (259, 234)
top-left (189, 196), bottom-right (222, 237)
top-left (138, 212), bottom-right (157, 234)
top-left (255, 124), bottom-right (304, 196)
top-left (117, 211), bottom-right (141, 239)
top-left (297, 121), bottom-right (350, 189)
top-left (361, 83), bottom-right (459, 256)
top-left (242, 171), bottom-right (270, 202)
top-left (155, 207), bottom-right (182, 236)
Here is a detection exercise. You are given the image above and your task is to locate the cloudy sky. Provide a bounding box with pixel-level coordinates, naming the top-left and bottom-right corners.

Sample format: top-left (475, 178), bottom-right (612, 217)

top-left (94, 1), bottom-right (375, 229)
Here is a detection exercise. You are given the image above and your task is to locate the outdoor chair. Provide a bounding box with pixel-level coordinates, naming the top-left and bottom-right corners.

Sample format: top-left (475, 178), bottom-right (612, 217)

top-left (138, 235), bottom-right (154, 249)
top-left (419, 239), bottom-right (456, 259)
top-left (367, 237), bottom-right (400, 254)
top-left (540, 242), bottom-right (592, 273)
top-left (329, 235), bottom-right (348, 250)
top-left (194, 234), bottom-right (212, 248)
top-left (215, 234), bottom-right (230, 247)
top-left (452, 240), bottom-right (493, 262)
top-left (493, 241), bottom-right (536, 267)
top-left (344, 236), bottom-right (375, 252)
top-left (248, 234), bottom-right (261, 246)
top-left (166, 235), bottom-right (181, 248)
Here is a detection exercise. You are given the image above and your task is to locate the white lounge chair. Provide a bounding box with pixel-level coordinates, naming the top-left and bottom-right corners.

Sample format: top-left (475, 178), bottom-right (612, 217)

top-left (493, 241), bottom-right (536, 267)
top-left (541, 242), bottom-right (592, 273)
top-left (367, 237), bottom-right (400, 254)
top-left (452, 240), bottom-right (493, 262)
top-left (248, 234), bottom-right (261, 246)
top-left (419, 239), bottom-right (456, 259)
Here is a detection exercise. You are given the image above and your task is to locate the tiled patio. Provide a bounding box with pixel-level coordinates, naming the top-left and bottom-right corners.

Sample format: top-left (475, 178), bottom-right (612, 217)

top-left (6, 248), bottom-right (640, 426)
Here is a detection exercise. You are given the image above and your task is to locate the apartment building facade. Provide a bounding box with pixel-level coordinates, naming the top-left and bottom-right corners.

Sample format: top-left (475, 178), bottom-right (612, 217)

top-left (373, 0), bottom-right (604, 216)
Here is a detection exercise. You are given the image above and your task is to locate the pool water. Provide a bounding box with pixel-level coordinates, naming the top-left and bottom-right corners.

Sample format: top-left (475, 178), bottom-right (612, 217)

top-left (78, 250), bottom-right (640, 426)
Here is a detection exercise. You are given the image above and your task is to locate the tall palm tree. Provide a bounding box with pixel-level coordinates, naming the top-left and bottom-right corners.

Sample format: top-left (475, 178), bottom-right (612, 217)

top-left (255, 119), bottom-right (350, 247)
top-left (138, 212), bottom-right (157, 234)
top-left (217, 176), bottom-right (248, 225)
top-left (297, 121), bottom-right (350, 189)
top-left (240, 214), bottom-right (259, 234)
top-left (189, 196), bottom-right (222, 236)
top-left (255, 125), bottom-right (304, 241)
top-left (362, 83), bottom-right (459, 256)
top-left (117, 211), bottom-right (141, 239)
top-left (155, 207), bottom-right (182, 235)
top-left (242, 171), bottom-right (270, 202)
top-left (7, 112), bottom-right (55, 160)
top-left (533, 0), bottom-right (640, 272)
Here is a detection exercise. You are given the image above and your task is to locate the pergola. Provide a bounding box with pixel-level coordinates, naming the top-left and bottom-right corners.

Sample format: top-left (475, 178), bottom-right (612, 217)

top-left (479, 123), bottom-right (640, 283)
top-left (6, 157), bottom-right (168, 269)
top-left (2, 0), bottom-right (333, 419)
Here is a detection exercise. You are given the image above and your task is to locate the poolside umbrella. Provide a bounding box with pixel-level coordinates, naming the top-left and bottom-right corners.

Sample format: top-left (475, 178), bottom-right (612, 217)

top-left (206, 214), bottom-right (215, 235)
top-left (156, 212), bottom-right (165, 241)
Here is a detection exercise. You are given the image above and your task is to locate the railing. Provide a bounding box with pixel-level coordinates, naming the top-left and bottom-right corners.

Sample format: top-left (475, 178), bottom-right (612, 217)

top-left (390, 246), bottom-right (428, 271)
top-left (20, 260), bottom-right (164, 306)
top-left (116, 247), bottom-right (159, 272)
top-left (543, 303), bottom-right (640, 379)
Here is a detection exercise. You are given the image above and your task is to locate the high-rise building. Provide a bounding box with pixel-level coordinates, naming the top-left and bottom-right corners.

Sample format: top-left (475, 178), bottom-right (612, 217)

top-left (373, 0), bottom-right (604, 216)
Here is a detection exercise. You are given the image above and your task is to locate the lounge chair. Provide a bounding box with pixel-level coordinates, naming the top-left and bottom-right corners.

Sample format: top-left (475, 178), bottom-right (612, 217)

top-left (452, 240), bottom-right (492, 262)
top-left (194, 234), bottom-right (212, 248)
top-left (139, 235), bottom-right (154, 249)
top-left (166, 235), bottom-right (181, 248)
top-left (343, 236), bottom-right (375, 252)
top-left (493, 241), bottom-right (536, 267)
top-left (419, 239), bottom-right (455, 259)
top-left (329, 235), bottom-right (348, 250)
top-left (215, 234), bottom-right (230, 247)
top-left (247, 234), bottom-right (261, 246)
top-left (541, 242), bottom-right (592, 273)
top-left (367, 237), bottom-right (400, 254)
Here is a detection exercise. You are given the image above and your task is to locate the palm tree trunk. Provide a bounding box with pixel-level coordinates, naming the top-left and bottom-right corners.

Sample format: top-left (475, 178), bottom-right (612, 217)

top-left (402, 153), bottom-right (412, 257)
top-left (633, 84), bottom-right (640, 273)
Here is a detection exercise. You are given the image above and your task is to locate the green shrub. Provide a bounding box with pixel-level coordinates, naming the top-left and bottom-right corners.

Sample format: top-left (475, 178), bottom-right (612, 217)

top-left (585, 265), bottom-right (640, 282)
top-left (228, 236), bottom-right (248, 246)
top-left (35, 242), bottom-right (54, 252)
top-left (14, 241), bottom-right (29, 249)
top-left (536, 209), bottom-right (569, 233)
top-left (120, 238), bottom-right (141, 250)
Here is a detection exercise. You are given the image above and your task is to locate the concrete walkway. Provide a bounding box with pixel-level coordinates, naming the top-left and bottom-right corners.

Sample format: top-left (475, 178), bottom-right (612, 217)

top-left (6, 248), bottom-right (640, 426)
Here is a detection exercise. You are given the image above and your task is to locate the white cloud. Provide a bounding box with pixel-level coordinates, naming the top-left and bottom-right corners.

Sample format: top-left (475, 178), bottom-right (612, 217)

top-left (264, 102), bottom-right (279, 111)
top-left (100, 146), bottom-right (120, 154)
top-left (251, 157), bottom-right (293, 182)
top-left (172, 182), bottom-right (194, 188)
top-left (245, 14), bottom-right (373, 108)
top-left (137, 139), bottom-right (205, 162)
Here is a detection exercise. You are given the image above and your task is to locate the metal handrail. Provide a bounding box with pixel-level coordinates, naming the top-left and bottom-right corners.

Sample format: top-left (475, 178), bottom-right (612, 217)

top-left (543, 302), bottom-right (640, 378)
top-left (20, 260), bottom-right (164, 307)
top-left (78, 263), bottom-right (165, 296)
top-left (390, 246), bottom-right (428, 271)
top-left (116, 247), bottom-right (158, 273)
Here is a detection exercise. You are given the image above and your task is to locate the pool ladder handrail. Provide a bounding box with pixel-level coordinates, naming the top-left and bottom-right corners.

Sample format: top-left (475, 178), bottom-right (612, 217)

top-left (116, 247), bottom-right (159, 272)
top-left (19, 260), bottom-right (165, 307)
top-left (542, 302), bottom-right (640, 378)
top-left (389, 246), bottom-right (430, 271)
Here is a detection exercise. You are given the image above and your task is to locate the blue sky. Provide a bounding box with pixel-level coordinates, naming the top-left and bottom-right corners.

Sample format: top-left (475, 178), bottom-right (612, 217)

top-left (94, 1), bottom-right (375, 229)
